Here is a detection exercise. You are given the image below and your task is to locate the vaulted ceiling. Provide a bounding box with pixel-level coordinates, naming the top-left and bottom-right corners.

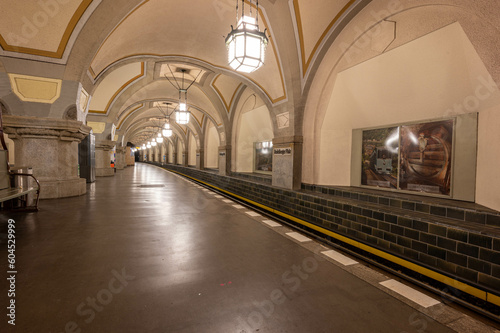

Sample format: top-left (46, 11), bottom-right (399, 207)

top-left (0, 0), bottom-right (369, 146)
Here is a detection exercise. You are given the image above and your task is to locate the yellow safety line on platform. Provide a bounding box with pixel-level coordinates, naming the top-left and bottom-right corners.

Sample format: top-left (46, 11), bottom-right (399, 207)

top-left (158, 166), bottom-right (499, 307)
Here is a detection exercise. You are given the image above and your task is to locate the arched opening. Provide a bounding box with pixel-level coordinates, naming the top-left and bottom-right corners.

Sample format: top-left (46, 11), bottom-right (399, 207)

top-left (233, 90), bottom-right (274, 173)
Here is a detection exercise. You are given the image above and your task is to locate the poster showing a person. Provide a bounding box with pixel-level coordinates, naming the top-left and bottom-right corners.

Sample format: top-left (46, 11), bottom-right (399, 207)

top-left (399, 120), bottom-right (454, 195)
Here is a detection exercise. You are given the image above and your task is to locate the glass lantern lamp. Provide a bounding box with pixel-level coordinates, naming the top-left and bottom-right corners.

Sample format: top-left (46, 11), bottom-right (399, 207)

top-left (176, 91), bottom-right (190, 125)
top-left (163, 122), bottom-right (173, 137)
top-left (157, 133), bottom-right (164, 144)
top-left (226, 0), bottom-right (268, 73)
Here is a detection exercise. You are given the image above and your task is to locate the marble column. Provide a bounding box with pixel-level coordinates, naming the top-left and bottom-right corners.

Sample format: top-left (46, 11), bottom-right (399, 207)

top-left (272, 136), bottom-right (303, 190)
top-left (182, 151), bottom-right (188, 166)
top-left (218, 145), bottom-right (231, 176)
top-left (4, 115), bottom-right (91, 199)
top-left (115, 147), bottom-right (126, 170)
top-left (95, 140), bottom-right (115, 177)
top-left (196, 148), bottom-right (204, 170)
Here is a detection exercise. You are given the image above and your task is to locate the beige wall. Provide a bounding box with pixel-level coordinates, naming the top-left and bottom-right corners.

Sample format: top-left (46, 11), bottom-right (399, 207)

top-left (476, 108), bottom-right (500, 210)
top-left (168, 141), bottom-right (173, 163)
top-left (176, 139), bottom-right (183, 165)
top-left (205, 122), bottom-right (219, 169)
top-left (235, 105), bottom-right (274, 173)
top-left (188, 133), bottom-right (197, 166)
top-left (312, 23), bottom-right (500, 210)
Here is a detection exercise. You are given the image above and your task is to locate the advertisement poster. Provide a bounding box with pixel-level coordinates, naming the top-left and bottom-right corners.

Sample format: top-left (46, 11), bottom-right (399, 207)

top-left (361, 127), bottom-right (399, 189)
top-left (399, 120), bottom-right (454, 195)
top-left (255, 142), bottom-right (273, 172)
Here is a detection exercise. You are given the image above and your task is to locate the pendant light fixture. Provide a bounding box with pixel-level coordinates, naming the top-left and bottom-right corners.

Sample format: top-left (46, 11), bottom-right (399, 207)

top-left (156, 132), bottom-right (163, 144)
top-left (164, 66), bottom-right (202, 125)
top-left (156, 102), bottom-right (174, 137)
top-left (226, 0), bottom-right (268, 73)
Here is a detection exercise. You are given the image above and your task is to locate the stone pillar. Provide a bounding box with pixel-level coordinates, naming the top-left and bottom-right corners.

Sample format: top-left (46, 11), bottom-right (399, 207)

top-left (196, 148), bottom-right (204, 170)
top-left (115, 147), bottom-right (126, 170)
top-left (155, 146), bottom-right (160, 163)
top-left (218, 145), bottom-right (231, 176)
top-left (95, 140), bottom-right (115, 177)
top-left (125, 147), bottom-right (135, 166)
top-left (272, 136), bottom-right (303, 190)
top-left (3, 115), bottom-right (91, 199)
top-left (182, 151), bottom-right (188, 166)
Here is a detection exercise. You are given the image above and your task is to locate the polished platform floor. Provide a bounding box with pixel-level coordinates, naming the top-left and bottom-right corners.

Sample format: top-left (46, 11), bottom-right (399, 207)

top-left (0, 164), bottom-right (498, 332)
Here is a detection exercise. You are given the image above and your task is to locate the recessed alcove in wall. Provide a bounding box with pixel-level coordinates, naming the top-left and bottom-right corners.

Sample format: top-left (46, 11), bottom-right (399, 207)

top-left (235, 105), bottom-right (274, 173)
top-left (351, 113), bottom-right (477, 202)
top-left (205, 122), bottom-right (219, 169)
top-left (317, 22), bottom-right (500, 210)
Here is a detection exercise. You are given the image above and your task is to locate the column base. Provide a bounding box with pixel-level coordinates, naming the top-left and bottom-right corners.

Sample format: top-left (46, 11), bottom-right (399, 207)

top-left (96, 168), bottom-right (115, 177)
top-left (40, 178), bottom-right (86, 199)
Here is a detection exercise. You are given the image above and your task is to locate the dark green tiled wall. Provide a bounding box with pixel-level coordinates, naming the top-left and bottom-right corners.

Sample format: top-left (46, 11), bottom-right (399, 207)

top-left (155, 163), bottom-right (500, 295)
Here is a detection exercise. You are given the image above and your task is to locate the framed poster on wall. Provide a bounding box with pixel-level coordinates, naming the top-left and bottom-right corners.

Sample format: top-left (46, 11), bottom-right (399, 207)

top-left (254, 141), bottom-right (273, 173)
top-left (359, 119), bottom-right (455, 196)
top-left (361, 127), bottom-right (399, 189)
top-left (399, 119), bottom-right (454, 195)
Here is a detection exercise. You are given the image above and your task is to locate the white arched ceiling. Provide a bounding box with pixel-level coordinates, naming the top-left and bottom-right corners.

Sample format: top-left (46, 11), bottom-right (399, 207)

top-left (211, 74), bottom-right (243, 115)
top-left (89, 0), bottom-right (286, 103)
top-left (89, 62), bottom-right (145, 114)
top-left (115, 80), bottom-right (222, 126)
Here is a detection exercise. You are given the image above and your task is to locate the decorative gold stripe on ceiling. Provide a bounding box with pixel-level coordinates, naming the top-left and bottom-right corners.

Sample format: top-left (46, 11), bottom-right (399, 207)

top-left (89, 0), bottom-right (150, 80)
top-left (117, 103), bottom-right (144, 130)
top-left (89, 2), bottom-right (285, 104)
top-left (294, 0), bottom-right (356, 76)
top-left (256, 5), bottom-right (287, 104)
top-left (212, 75), bottom-right (243, 113)
top-left (93, 54), bottom-right (285, 105)
top-left (0, 0), bottom-right (94, 58)
top-left (89, 62), bottom-right (145, 115)
top-left (192, 114), bottom-right (204, 128)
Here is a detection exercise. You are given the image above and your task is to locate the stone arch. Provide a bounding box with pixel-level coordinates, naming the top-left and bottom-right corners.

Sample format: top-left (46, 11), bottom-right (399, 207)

top-left (231, 87), bottom-right (275, 173)
top-left (301, 0), bottom-right (500, 211)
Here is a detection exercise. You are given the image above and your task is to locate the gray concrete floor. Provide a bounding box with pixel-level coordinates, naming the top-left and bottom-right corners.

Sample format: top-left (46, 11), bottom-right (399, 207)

top-left (0, 164), bottom-right (494, 332)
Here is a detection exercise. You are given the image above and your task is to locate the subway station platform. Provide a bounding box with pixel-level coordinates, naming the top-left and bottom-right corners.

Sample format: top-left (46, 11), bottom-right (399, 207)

top-left (1, 164), bottom-right (499, 332)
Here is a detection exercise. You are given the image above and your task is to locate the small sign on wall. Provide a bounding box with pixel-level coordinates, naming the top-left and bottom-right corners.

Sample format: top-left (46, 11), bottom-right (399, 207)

top-left (274, 147), bottom-right (292, 156)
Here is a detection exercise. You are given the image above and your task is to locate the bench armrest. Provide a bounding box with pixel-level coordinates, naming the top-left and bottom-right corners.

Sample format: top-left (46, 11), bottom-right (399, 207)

top-left (9, 172), bottom-right (41, 211)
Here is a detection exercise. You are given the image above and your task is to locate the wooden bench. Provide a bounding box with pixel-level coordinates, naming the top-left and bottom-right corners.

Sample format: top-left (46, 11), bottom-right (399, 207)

top-left (0, 112), bottom-right (40, 211)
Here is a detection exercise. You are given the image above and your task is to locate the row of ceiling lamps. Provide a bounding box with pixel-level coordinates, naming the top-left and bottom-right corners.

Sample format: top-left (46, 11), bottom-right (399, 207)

top-left (139, 0), bottom-right (267, 147)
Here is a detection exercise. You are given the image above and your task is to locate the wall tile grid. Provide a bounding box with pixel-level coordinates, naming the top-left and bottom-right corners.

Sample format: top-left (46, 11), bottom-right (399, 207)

top-left (153, 163), bottom-right (500, 295)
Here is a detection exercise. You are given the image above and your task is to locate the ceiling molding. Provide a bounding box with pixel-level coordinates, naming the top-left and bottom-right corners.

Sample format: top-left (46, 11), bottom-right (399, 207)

top-left (89, 62), bottom-right (145, 115)
top-left (293, 0), bottom-right (357, 77)
top-left (0, 0), bottom-right (100, 63)
top-left (211, 74), bottom-right (243, 114)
